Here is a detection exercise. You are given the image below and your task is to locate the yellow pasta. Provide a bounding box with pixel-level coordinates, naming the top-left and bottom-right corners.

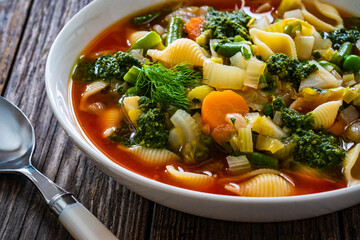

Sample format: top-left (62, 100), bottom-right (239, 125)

top-left (126, 146), bottom-right (179, 166)
top-left (343, 144), bottom-right (360, 187)
top-left (312, 100), bottom-right (342, 129)
top-left (147, 38), bottom-right (207, 67)
top-left (225, 173), bottom-right (294, 197)
top-left (166, 165), bottom-right (214, 188)
top-left (277, 0), bottom-right (302, 13)
top-left (203, 60), bottom-right (245, 90)
top-left (100, 108), bottom-right (123, 138)
top-left (249, 28), bottom-right (297, 60)
top-left (80, 81), bottom-right (108, 111)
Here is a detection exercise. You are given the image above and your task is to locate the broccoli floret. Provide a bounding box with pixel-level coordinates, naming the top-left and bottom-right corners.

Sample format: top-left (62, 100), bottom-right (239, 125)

top-left (273, 97), bottom-right (315, 131)
top-left (138, 96), bottom-right (157, 112)
top-left (266, 54), bottom-right (318, 89)
top-left (326, 28), bottom-right (360, 49)
top-left (133, 108), bottom-right (169, 149)
top-left (90, 51), bottom-right (141, 81)
top-left (203, 8), bottom-right (252, 40)
top-left (108, 121), bottom-right (133, 146)
top-left (290, 129), bottom-right (345, 170)
top-left (72, 52), bottom-right (141, 83)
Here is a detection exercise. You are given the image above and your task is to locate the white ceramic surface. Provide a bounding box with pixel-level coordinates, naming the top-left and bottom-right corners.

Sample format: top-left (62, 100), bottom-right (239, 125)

top-left (45, 0), bottom-right (360, 222)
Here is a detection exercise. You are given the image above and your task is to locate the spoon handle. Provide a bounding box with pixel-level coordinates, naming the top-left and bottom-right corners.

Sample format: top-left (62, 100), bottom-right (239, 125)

top-left (20, 166), bottom-right (118, 240)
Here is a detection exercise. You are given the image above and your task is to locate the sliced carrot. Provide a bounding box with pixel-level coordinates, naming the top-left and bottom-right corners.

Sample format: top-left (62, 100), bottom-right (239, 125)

top-left (327, 119), bottom-right (346, 136)
top-left (184, 17), bottom-right (205, 41)
top-left (201, 90), bottom-right (249, 130)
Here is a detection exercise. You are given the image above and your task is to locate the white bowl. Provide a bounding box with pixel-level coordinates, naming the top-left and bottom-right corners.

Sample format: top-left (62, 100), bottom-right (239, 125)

top-left (45, 0), bottom-right (360, 222)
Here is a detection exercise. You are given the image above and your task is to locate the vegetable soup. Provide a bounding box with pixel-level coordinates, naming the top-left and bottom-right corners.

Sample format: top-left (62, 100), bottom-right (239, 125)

top-left (71, 0), bottom-right (360, 197)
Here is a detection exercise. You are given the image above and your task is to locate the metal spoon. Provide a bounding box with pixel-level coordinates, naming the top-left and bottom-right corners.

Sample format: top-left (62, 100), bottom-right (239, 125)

top-left (0, 96), bottom-right (117, 240)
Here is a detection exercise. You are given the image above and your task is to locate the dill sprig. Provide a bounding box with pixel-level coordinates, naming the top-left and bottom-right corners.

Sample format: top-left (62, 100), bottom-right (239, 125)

top-left (135, 62), bottom-right (202, 110)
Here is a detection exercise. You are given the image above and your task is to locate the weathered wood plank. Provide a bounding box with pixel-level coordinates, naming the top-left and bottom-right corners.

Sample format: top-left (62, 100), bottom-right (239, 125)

top-left (0, 0), bottom-right (31, 93)
top-left (0, 0), bottom-right (152, 239)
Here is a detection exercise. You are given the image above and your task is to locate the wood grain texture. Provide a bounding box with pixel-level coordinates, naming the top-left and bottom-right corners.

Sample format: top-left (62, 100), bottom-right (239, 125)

top-left (0, 0), bottom-right (31, 93)
top-left (1, 0), bottom-right (360, 239)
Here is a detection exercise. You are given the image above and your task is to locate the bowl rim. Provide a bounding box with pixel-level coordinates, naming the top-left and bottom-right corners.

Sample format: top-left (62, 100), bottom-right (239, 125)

top-left (45, 0), bottom-right (360, 210)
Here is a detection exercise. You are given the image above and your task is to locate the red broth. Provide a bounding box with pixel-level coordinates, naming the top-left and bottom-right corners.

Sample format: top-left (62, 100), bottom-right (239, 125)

top-left (71, 0), bottom-right (347, 196)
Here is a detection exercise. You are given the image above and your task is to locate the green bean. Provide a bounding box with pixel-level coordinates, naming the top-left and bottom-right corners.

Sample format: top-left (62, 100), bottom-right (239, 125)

top-left (331, 41), bottom-right (353, 66)
top-left (166, 16), bottom-right (185, 46)
top-left (343, 55), bottom-right (360, 73)
top-left (124, 66), bottom-right (141, 85)
top-left (214, 42), bottom-right (251, 58)
top-left (245, 152), bottom-right (278, 169)
top-left (128, 31), bottom-right (164, 51)
top-left (131, 11), bottom-right (161, 25)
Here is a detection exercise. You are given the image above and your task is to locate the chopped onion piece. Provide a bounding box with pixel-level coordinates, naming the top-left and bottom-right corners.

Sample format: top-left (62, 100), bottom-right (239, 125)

top-left (340, 105), bottom-right (360, 125)
top-left (226, 155), bottom-right (252, 174)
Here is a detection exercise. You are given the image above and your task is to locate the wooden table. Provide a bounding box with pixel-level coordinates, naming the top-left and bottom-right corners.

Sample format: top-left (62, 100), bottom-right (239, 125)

top-left (1, 1), bottom-right (360, 239)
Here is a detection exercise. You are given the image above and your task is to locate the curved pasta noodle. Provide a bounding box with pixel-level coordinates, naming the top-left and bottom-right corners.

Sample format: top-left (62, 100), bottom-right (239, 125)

top-left (80, 81), bottom-right (109, 111)
top-left (147, 38), bottom-right (207, 67)
top-left (166, 165), bottom-right (214, 188)
top-left (299, 61), bottom-right (339, 91)
top-left (203, 60), bottom-right (244, 90)
top-left (343, 144), bottom-right (360, 187)
top-left (312, 100), bottom-right (342, 129)
top-left (100, 108), bottom-right (123, 138)
top-left (249, 28), bottom-right (297, 60)
top-left (301, 0), bottom-right (343, 32)
top-left (126, 146), bottom-right (180, 166)
top-left (225, 173), bottom-right (294, 197)
top-left (265, 18), bottom-right (315, 36)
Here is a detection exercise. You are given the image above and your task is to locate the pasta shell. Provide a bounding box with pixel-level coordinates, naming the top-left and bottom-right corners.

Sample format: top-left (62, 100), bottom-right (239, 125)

top-left (80, 81), bottom-right (108, 111)
top-left (126, 146), bottom-right (179, 166)
top-left (203, 60), bottom-right (244, 90)
top-left (147, 38), bottom-right (207, 67)
top-left (343, 144), bottom-right (360, 187)
top-left (166, 165), bottom-right (214, 188)
top-left (312, 100), bottom-right (342, 129)
top-left (249, 28), bottom-right (297, 60)
top-left (301, 0), bottom-right (343, 32)
top-left (225, 173), bottom-right (294, 197)
top-left (100, 108), bottom-right (123, 138)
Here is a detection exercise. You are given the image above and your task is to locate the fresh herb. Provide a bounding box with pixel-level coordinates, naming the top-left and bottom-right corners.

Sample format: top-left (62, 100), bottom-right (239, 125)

top-left (135, 63), bottom-right (202, 110)
top-left (230, 117), bottom-right (236, 125)
top-left (326, 28), bottom-right (360, 49)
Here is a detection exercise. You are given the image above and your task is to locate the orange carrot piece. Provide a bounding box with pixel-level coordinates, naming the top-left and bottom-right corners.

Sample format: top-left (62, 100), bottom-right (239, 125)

top-left (201, 90), bottom-right (249, 130)
top-left (327, 119), bottom-right (346, 136)
top-left (184, 17), bottom-right (205, 41)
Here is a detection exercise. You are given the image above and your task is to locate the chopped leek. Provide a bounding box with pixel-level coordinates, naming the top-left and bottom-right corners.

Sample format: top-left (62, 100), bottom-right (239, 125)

top-left (226, 155), bottom-right (252, 174)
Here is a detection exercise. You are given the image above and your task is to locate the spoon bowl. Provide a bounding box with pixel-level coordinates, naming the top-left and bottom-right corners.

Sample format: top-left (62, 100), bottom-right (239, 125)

top-left (0, 96), bottom-right (117, 240)
top-left (0, 97), bottom-right (34, 171)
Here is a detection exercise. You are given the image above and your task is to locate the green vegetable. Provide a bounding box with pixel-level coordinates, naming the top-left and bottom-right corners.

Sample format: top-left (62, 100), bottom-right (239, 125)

top-left (202, 8), bottom-right (251, 40)
top-left (330, 42), bottom-right (353, 66)
top-left (283, 24), bottom-right (302, 38)
top-left (90, 51), bottom-right (141, 82)
top-left (266, 53), bottom-right (318, 89)
top-left (289, 129), bottom-right (345, 170)
top-left (262, 103), bottom-right (274, 118)
top-left (166, 16), bottom-right (185, 46)
top-left (283, 24), bottom-right (293, 36)
top-left (312, 51), bottom-right (322, 60)
top-left (72, 59), bottom-right (96, 83)
top-left (196, 29), bottom-right (212, 47)
top-left (326, 28), bottom-right (360, 48)
top-left (318, 61), bottom-right (343, 74)
top-left (125, 86), bottom-right (139, 96)
top-left (131, 11), bottom-right (161, 25)
top-left (108, 121), bottom-right (133, 146)
top-left (124, 66), bottom-right (142, 84)
top-left (273, 97), bottom-right (315, 131)
top-left (245, 152), bottom-right (278, 169)
top-left (135, 63), bottom-right (202, 110)
top-left (343, 55), bottom-right (360, 73)
top-left (129, 31), bottom-right (164, 51)
top-left (213, 41), bottom-right (253, 58)
top-left (138, 96), bottom-right (157, 111)
top-left (133, 108), bottom-right (169, 149)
